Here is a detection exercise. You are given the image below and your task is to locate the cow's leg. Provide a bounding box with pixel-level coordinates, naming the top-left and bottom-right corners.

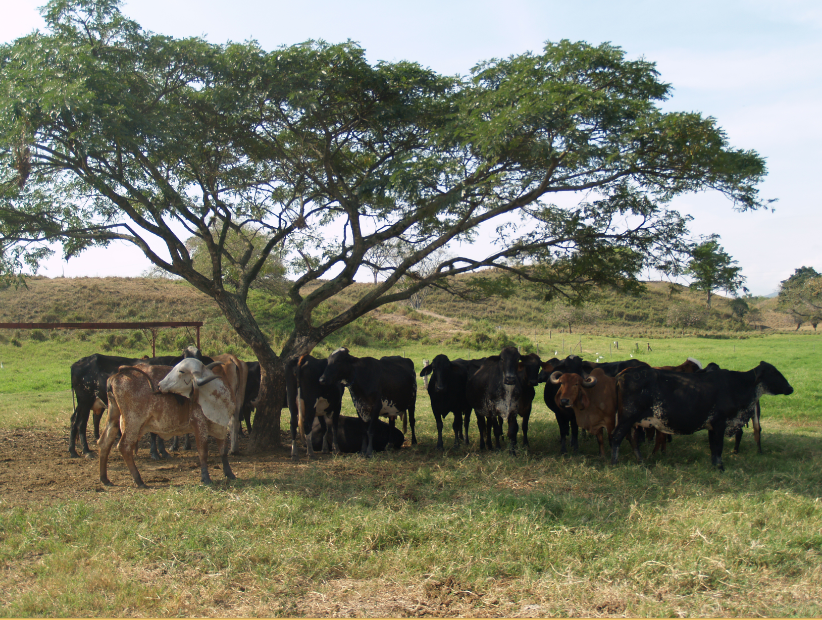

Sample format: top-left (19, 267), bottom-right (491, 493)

top-left (289, 395), bottom-right (301, 462)
top-left (229, 411), bottom-right (240, 455)
top-left (753, 402), bottom-right (762, 453)
top-left (365, 412), bottom-right (378, 458)
top-left (190, 417), bottom-right (213, 485)
top-left (183, 433), bottom-right (192, 450)
top-left (462, 408), bottom-right (471, 445)
top-left (433, 409), bottom-right (445, 451)
top-left (733, 429), bottom-right (743, 454)
top-left (319, 415), bottom-right (332, 454)
top-left (596, 428), bottom-right (607, 459)
top-left (408, 404), bottom-right (417, 445)
top-left (554, 411), bottom-right (570, 454)
top-left (492, 417), bottom-right (503, 451)
top-left (521, 411), bottom-right (531, 450)
top-left (97, 416), bottom-right (121, 486)
top-left (709, 420), bottom-right (726, 471)
top-left (385, 416), bottom-right (397, 452)
top-left (507, 414), bottom-right (519, 456)
top-left (149, 433), bottom-right (170, 460)
top-left (610, 418), bottom-right (637, 465)
top-left (330, 410), bottom-right (342, 455)
top-left (477, 415), bottom-right (488, 451)
top-left (69, 406), bottom-right (85, 457)
top-left (569, 415), bottom-right (579, 453)
top-left (452, 411), bottom-right (463, 449)
top-left (92, 412), bottom-right (103, 441)
top-left (70, 401), bottom-right (94, 457)
top-left (117, 427), bottom-right (147, 489)
top-left (216, 435), bottom-right (236, 481)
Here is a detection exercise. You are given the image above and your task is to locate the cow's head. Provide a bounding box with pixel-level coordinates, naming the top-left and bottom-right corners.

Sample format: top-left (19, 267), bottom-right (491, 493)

top-left (499, 346), bottom-right (521, 385)
top-left (518, 352), bottom-right (545, 387)
top-left (552, 372), bottom-right (597, 410)
top-left (319, 348), bottom-right (354, 386)
top-left (754, 361), bottom-right (794, 396)
top-left (421, 354), bottom-right (451, 393)
top-left (158, 358), bottom-right (221, 399)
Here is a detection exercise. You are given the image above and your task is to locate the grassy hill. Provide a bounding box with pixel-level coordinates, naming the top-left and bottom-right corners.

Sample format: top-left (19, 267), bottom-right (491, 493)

top-left (0, 275), bottom-right (814, 359)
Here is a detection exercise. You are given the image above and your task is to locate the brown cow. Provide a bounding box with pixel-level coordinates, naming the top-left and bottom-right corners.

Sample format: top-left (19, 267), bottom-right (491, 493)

top-left (551, 367), bottom-right (619, 458)
top-left (98, 358), bottom-right (239, 488)
top-left (212, 353), bottom-right (248, 455)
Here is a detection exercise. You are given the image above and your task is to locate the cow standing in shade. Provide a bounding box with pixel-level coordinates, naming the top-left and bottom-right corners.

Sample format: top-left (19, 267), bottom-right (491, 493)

top-left (420, 355), bottom-right (482, 450)
top-left (612, 361), bottom-right (794, 470)
top-left (68, 347), bottom-right (211, 458)
top-left (98, 358), bottom-right (239, 488)
top-left (318, 348), bottom-right (416, 457)
top-left (286, 354), bottom-right (344, 460)
top-left (550, 367), bottom-right (619, 458)
top-left (467, 347), bottom-right (547, 455)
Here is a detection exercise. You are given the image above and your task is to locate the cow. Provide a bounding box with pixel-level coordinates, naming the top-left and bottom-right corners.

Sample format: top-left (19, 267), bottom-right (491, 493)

top-left (694, 361), bottom-right (762, 455)
top-left (98, 358), bottom-right (239, 488)
top-left (308, 415), bottom-right (404, 454)
top-left (466, 347), bottom-right (547, 455)
top-left (639, 358), bottom-right (705, 454)
top-left (537, 355), bottom-right (584, 455)
top-left (550, 367), bottom-right (618, 458)
top-left (286, 354), bottom-right (344, 461)
top-left (317, 348), bottom-right (417, 457)
top-left (68, 347), bottom-right (211, 458)
top-left (611, 361), bottom-right (794, 470)
top-left (169, 358), bottom-right (261, 453)
top-left (420, 355), bottom-right (481, 450)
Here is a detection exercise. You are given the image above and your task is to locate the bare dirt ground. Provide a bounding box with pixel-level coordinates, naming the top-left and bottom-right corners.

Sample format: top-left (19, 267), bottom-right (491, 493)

top-left (0, 427), bottom-right (298, 505)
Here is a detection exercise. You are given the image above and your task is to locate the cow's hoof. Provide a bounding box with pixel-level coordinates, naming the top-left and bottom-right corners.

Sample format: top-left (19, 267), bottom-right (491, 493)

top-left (101, 478), bottom-right (113, 487)
top-left (226, 473), bottom-right (237, 481)
top-left (84, 452), bottom-right (97, 460)
top-left (291, 455), bottom-right (300, 463)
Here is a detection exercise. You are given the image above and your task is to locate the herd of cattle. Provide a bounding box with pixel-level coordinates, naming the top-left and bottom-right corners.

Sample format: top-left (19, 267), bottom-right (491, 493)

top-left (67, 345), bottom-right (794, 488)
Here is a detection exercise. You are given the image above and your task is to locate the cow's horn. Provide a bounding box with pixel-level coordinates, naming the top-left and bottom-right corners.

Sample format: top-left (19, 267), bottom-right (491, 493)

top-left (196, 374), bottom-right (220, 387)
top-left (550, 371), bottom-right (563, 384)
top-left (582, 375), bottom-right (598, 388)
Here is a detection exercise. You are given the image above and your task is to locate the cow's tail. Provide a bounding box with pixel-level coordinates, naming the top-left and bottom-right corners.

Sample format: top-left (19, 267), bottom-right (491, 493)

top-left (296, 356), bottom-right (307, 442)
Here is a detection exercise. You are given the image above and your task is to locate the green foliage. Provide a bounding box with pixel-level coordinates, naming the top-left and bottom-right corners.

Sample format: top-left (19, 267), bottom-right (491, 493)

top-left (0, 0), bottom-right (768, 372)
top-left (685, 235), bottom-right (745, 307)
top-left (777, 266), bottom-right (822, 330)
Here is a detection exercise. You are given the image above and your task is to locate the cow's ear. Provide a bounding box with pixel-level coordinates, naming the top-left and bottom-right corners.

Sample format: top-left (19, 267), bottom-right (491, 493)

top-left (420, 365), bottom-right (433, 377)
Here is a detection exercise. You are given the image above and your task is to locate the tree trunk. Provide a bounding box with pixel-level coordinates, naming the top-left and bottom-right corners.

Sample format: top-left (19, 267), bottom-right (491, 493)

top-left (248, 359), bottom-right (287, 452)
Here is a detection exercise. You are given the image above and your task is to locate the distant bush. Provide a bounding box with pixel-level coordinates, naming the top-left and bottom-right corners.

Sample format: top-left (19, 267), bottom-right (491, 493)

top-left (30, 330), bottom-right (48, 342)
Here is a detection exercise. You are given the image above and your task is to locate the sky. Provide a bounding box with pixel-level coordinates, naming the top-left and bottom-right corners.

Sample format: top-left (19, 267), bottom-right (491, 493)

top-left (3, 0), bottom-right (821, 295)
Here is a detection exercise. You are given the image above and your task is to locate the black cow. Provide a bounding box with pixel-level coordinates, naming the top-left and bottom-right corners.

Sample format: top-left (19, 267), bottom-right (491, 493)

top-left (612, 361), bottom-right (794, 470)
top-left (466, 347), bottom-right (547, 455)
top-left (69, 349), bottom-right (210, 458)
top-left (286, 355), bottom-right (344, 460)
top-left (308, 415), bottom-right (404, 453)
top-left (318, 348), bottom-right (417, 457)
top-left (420, 355), bottom-right (482, 450)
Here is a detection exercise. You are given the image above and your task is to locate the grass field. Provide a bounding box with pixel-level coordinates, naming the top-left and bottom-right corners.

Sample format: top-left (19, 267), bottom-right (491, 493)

top-left (0, 334), bottom-right (820, 617)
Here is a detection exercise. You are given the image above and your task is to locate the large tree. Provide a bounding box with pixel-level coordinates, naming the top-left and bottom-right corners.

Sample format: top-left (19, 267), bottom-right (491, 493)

top-left (777, 266), bottom-right (822, 330)
top-left (0, 0), bottom-right (769, 449)
top-left (685, 235), bottom-right (746, 307)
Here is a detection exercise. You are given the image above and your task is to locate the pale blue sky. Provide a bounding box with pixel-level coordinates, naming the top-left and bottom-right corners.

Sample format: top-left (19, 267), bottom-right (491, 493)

top-left (3, 0), bottom-right (820, 295)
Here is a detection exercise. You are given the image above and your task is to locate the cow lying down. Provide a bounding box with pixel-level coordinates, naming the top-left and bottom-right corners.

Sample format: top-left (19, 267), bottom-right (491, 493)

top-left (308, 415), bottom-right (404, 454)
top-left (98, 358), bottom-right (238, 488)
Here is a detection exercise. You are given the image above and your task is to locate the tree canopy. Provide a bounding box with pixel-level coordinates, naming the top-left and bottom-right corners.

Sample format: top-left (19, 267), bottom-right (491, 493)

top-left (0, 0), bottom-right (769, 448)
top-left (685, 235), bottom-right (746, 307)
top-left (778, 266), bottom-right (822, 330)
